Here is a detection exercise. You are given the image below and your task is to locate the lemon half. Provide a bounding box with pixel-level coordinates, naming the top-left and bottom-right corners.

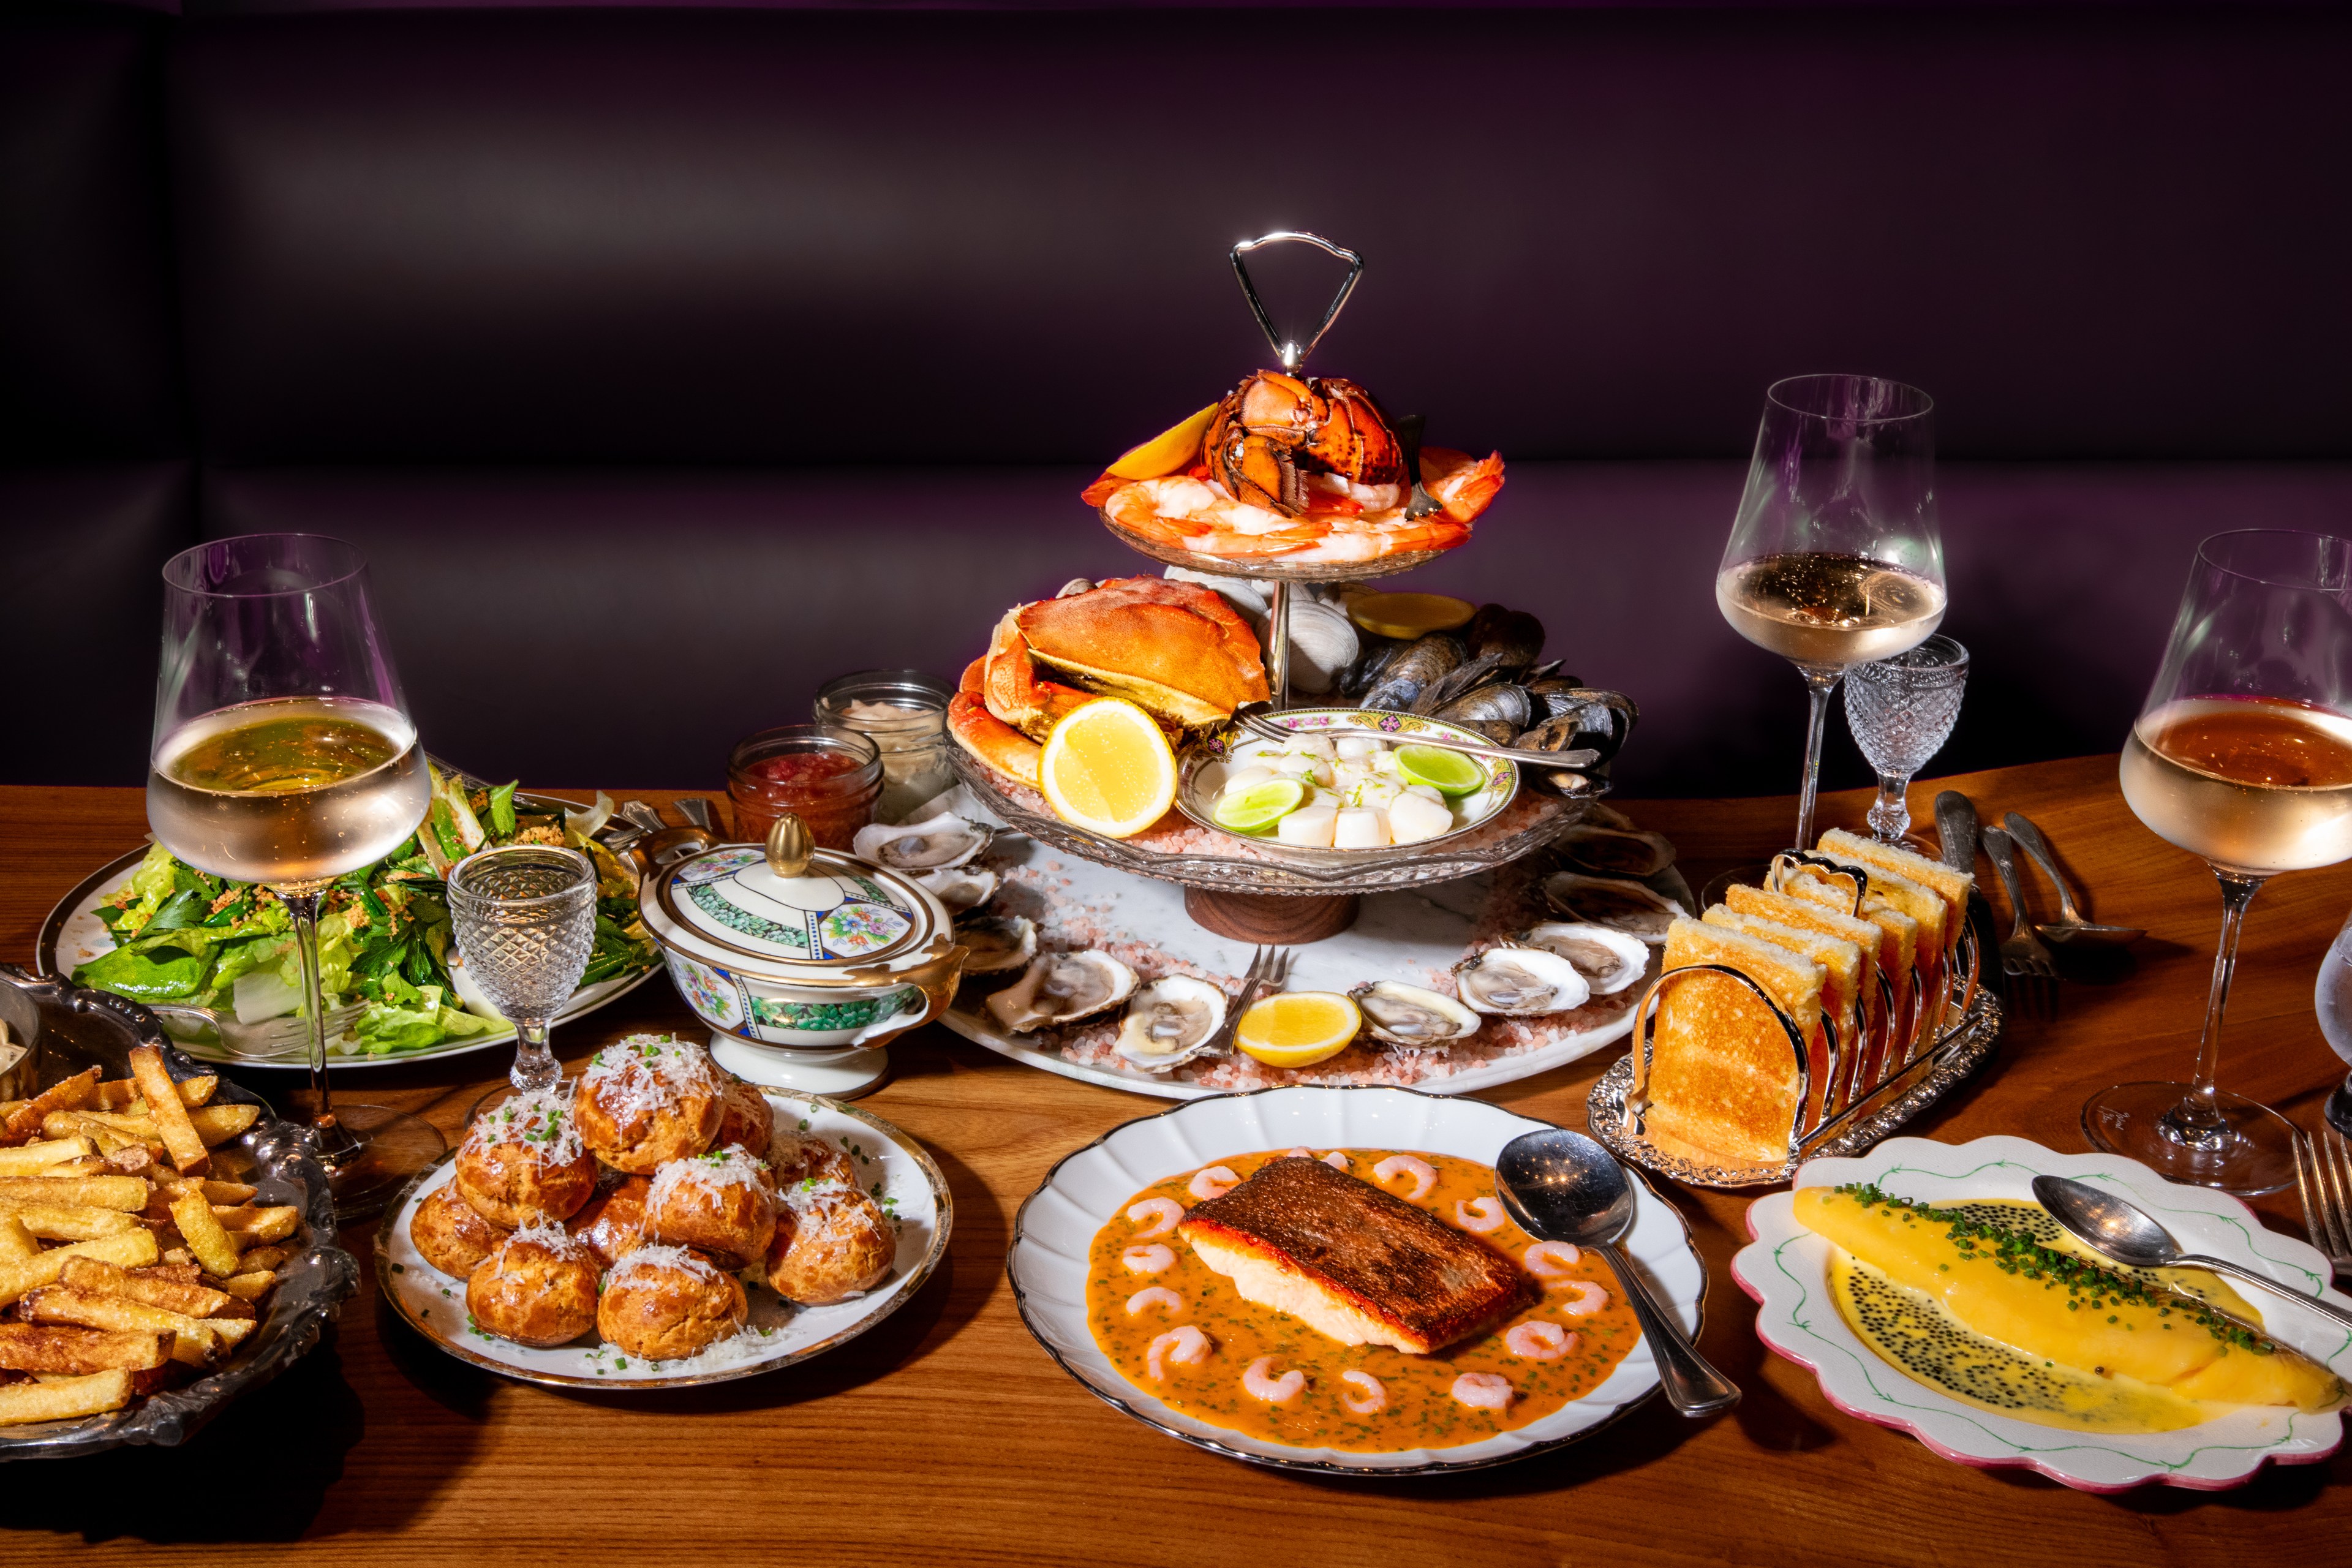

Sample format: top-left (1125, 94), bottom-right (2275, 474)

top-left (1038, 698), bottom-right (1178, 839)
top-left (1348, 592), bottom-right (1476, 641)
top-left (1235, 992), bottom-right (1362, 1068)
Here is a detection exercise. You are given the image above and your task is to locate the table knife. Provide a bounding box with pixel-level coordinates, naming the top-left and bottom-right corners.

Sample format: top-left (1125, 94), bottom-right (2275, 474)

top-left (1933, 791), bottom-right (1978, 874)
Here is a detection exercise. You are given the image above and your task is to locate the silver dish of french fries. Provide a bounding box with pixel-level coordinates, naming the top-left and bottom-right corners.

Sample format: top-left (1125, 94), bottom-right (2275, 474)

top-left (0, 968), bottom-right (356, 1457)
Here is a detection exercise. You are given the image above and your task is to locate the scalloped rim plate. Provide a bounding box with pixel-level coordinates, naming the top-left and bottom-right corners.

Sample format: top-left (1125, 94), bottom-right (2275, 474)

top-left (1733, 1133), bottom-right (2352, 1491)
top-left (1006, 1085), bottom-right (1705, 1472)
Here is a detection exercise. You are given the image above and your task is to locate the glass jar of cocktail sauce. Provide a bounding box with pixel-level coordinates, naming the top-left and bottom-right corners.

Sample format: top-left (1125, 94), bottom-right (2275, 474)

top-left (813, 669), bottom-right (954, 825)
top-left (726, 725), bottom-right (882, 850)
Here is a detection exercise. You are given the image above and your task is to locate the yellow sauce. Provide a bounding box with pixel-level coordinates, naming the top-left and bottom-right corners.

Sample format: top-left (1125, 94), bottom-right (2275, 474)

top-left (1086, 1149), bottom-right (1640, 1452)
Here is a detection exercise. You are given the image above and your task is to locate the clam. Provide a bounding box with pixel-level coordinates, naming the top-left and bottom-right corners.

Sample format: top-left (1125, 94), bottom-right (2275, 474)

top-left (1556, 823), bottom-right (1677, 878)
top-left (1511, 922), bottom-right (1651, 996)
top-left (853, 814), bottom-right (993, 871)
top-left (1348, 981), bottom-right (1481, 1047)
top-left (1114, 976), bottom-right (1230, 1071)
top-left (1359, 633), bottom-right (1464, 714)
top-left (917, 865), bottom-right (998, 914)
top-left (1451, 946), bottom-right (1592, 1016)
top-left (1261, 598), bottom-right (1360, 698)
top-left (952, 914), bottom-right (1036, 990)
top-left (1543, 872), bottom-right (1686, 944)
top-left (984, 951), bottom-right (1137, 1034)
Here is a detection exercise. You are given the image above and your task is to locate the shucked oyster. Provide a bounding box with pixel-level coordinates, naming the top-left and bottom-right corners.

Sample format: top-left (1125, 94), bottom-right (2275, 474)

top-left (984, 951), bottom-right (1137, 1034)
top-left (1348, 981), bottom-right (1480, 1047)
top-left (916, 865), bottom-right (998, 914)
top-left (1115, 976), bottom-right (1229, 1071)
top-left (853, 815), bottom-right (993, 871)
top-left (952, 914), bottom-right (1036, 990)
top-left (1543, 872), bottom-right (1686, 945)
top-left (1511, 922), bottom-right (1649, 997)
top-left (1451, 946), bottom-right (1591, 1016)
top-left (1555, 823), bottom-right (1677, 878)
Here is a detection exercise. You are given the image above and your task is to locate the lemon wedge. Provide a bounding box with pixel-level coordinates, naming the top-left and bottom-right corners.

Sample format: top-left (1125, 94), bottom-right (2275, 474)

top-left (1348, 592), bottom-right (1476, 640)
top-left (1107, 404), bottom-right (1218, 481)
top-left (1235, 992), bottom-right (1361, 1068)
top-left (1038, 698), bottom-right (1178, 838)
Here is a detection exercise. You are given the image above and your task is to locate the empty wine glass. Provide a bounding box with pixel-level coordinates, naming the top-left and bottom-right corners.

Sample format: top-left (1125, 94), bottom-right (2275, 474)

top-left (2094, 529), bottom-right (2352, 1194)
top-left (1717, 375), bottom-right (1946, 850)
top-left (446, 845), bottom-right (598, 1100)
top-left (2313, 905), bottom-right (2352, 1136)
top-left (1844, 635), bottom-right (1969, 843)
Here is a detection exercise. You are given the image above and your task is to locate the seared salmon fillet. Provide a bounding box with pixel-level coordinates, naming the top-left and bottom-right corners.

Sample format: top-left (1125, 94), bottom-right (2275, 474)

top-left (1177, 1158), bottom-right (1534, 1354)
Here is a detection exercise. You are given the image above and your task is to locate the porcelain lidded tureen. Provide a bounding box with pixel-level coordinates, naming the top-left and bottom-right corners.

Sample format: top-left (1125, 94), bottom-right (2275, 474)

top-left (637, 815), bottom-right (966, 1098)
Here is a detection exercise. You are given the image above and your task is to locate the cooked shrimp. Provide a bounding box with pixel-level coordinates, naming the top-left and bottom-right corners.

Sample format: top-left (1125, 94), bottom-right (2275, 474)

top-left (1453, 1196), bottom-right (1507, 1234)
top-left (1340, 1369), bottom-right (1387, 1415)
top-left (1505, 1321), bottom-right (1575, 1361)
top-left (1146, 1325), bottom-right (1210, 1381)
top-left (1373, 1155), bottom-right (1437, 1203)
top-left (1125, 1286), bottom-right (1185, 1317)
top-left (1524, 1241), bottom-right (1581, 1280)
top-left (1121, 1244), bottom-right (1175, 1274)
top-left (1242, 1355), bottom-right (1306, 1406)
top-left (1188, 1166), bottom-right (1240, 1201)
top-left (1322, 1150), bottom-right (1349, 1172)
top-left (1558, 1280), bottom-right (1610, 1316)
top-left (1284, 1146), bottom-right (1312, 1159)
top-left (1450, 1371), bottom-right (1513, 1411)
top-left (1125, 1197), bottom-right (1183, 1238)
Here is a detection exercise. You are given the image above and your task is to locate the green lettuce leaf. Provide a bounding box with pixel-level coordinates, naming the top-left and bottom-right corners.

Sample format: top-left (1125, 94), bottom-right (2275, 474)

top-left (72, 946), bottom-right (208, 1001)
top-left (347, 987), bottom-right (496, 1054)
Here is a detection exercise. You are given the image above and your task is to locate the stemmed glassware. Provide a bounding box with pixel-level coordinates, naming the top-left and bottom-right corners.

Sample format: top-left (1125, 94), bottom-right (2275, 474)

top-left (2095, 529), bottom-right (2352, 1194)
top-left (1717, 375), bottom-right (1947, 850)
top-left (149, 534), bottom-right (443, 1218)
top-left (445, 845), bottom-right (599, 1106)
top-left (1844, 635), bottom-right (1970, 844)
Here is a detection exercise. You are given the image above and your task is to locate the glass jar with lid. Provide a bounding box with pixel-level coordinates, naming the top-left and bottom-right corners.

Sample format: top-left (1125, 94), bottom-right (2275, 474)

top-left (726, 725), bottom-right (882, 851)
top-left (813, 670), bottom-right (955, 824)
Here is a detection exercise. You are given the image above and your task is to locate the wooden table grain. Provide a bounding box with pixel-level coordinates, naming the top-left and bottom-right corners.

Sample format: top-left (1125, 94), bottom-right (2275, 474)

top-left (3, 756), bottom-right (2347, 1563)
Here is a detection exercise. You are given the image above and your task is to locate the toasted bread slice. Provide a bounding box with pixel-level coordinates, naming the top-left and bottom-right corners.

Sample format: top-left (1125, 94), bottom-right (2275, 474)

top-left (1177, 1158), bottom-right (1532, 1354)
top-left (1648, 918), bottom-right (1823, 1166)
top-left (1018, 577), bottom-right (1268, 730)
top-left (1819, 830), bottom-right (1972, 950)
top-left (1721, 886), bottom-right (1882, 1012)
top-left (1798, 855), bottom-right (1947, 958)
top-left (1705, 907), bottom-right (1864, 1122)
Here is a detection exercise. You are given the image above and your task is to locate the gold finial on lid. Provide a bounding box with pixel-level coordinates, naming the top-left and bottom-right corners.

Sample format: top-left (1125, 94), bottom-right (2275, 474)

top-left (764, 813), bottom-right (813, 879)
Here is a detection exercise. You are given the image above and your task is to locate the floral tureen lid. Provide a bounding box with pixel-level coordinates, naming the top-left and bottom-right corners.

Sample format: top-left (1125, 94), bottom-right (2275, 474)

top-left (643, 820), bottom-right (946, 977)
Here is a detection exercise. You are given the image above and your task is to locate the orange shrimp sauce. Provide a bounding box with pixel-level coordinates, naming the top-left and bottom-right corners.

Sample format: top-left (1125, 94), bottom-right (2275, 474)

top-left (1085, 1149), bottom-right (1640, 1452)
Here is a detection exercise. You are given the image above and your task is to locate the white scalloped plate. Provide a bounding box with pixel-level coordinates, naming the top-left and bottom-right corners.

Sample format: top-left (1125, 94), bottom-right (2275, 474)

top-left (1733, 1134), bottom-right (2352, 1491)
top-left (1006, 1085), bottom-right (1706, 1473)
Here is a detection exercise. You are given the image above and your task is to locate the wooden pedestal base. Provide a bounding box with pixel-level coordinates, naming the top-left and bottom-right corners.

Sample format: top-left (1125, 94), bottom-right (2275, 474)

top-left (1183, 888), bottom-right (1362, 944)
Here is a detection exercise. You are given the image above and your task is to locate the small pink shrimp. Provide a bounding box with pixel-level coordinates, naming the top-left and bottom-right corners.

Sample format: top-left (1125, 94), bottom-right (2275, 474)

top-left (1126, 1197), bottom-right (1183, 1238)
top-left (1121, 1244), bottom-right (1175, 1274)
top-left (1146, 1325), bottom-right (1210, 1381)
top-left (1373, 1154), bottom-right (1436, 1202)
top-left (1340, 1370), bottom-right (1387, 1414)
top-left (1524, 1241), bottom-right (1582, 1280)
top-left (1322, 1150), bottom-right (1349, 1172)
top-left (1283, 1147), bottom-right (1313, 1159)
top-left (1242, 1355), bottom-right (1306, 1405)
top-left (1558, 1280), bottom-right (1610, 1316)
top-left (1125, 1286), bottom-right (1184, 1317)
top-left (1188, 1166), bottom-right (1240, 1201)
top-left (1453, 1196), bottom-right (1507, 1234)
top-left (1450, 1371), bottom-right (1514, 1411)
top-left (1505, 1321), bottom-right (1576, 1361)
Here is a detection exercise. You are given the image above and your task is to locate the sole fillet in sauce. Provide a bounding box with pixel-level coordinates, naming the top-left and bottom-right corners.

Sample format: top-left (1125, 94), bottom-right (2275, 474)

top-left (1178, 1157), bottom-right (1534, 1354)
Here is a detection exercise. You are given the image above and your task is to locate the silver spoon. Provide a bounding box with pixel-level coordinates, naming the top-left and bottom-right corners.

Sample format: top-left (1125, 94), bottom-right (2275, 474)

top-left (2032, 1174), bottom-right (2352, 1331)
top-left (1496, 1128), bottom-right (1740, 1416)
top-left (2000, 813), bottom-right (2143, 948)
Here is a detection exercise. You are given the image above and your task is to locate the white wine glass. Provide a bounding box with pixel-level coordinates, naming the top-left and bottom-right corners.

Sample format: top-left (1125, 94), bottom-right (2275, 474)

top-left (1717, 374), bottom-right (1946, 850)
top-left (149, 534), bottom-right (444, 1218)
top-left (2095, 529), bottom-right (2352, 1194)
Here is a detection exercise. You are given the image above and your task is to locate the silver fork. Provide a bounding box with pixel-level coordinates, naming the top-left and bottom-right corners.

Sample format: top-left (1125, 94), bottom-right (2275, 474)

top-left (1230, 703), bottom-right (1597, 771)
top-left (2295, 1126), bottom-right (2352, 1279)
top-left (1979, 826), bottom-right (2057, 1015)
top-left (1200, 945), bottom-right (1294, 1058)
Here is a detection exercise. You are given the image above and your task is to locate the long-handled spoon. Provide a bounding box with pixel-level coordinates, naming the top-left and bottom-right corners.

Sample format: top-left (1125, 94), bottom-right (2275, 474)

top-left (1496, 1128), bottom-right (1740, 1416)
top-left (2032, 1174), bottom-right (2352, 1331)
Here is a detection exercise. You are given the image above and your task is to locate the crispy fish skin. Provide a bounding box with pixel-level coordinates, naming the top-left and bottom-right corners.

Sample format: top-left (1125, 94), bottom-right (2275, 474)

top-left (1177, 1158), bottom-right (1534, 1354)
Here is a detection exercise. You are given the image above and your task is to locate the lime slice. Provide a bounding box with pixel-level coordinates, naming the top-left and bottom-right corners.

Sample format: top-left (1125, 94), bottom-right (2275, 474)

top-left (1213, 776), bottom-right (1306, 834)
top-left (1395, 744), bottom-right (1485, 797)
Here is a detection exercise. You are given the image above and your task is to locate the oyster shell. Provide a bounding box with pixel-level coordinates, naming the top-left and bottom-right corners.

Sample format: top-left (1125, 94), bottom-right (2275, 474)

top-left (1511, 922), bottom-right (1650, 997)
top-left (916, 865), bottom-right (998, 914)
top-left (1114, 976), bottom-right (1230, 1071)
top-left (952, 914), bottom-right (1036, 990)
top-left (1452, 946), bottom-right (1592, 1016)
top-left (1556, 823), bottom-right (1677, 878)
top-left (853, 814), bottom-right (993, 871)
top-left (984, 951), bottom-right (1137, 1034)
top-left (1543, 872), bottom-right (1686, 944)
top-left (1348, 981), bottom-right (1481, 1047)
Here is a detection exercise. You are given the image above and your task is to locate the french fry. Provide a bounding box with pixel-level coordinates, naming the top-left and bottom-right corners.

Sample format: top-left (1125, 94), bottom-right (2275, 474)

top-left (0, 1176), bottom-right (151, 1213)
top-left (1, 1070), bottom-right (100, 1147)
top-left (206, 1318), bottom-right (254, 1351)
top-left (130, 1263), bottom-right (204, 1286)
top-left (159, 1247), bottom-right (194, 1268)
top-left (59, 1256), bottom-right (234, 1319)
top-left (0, 1324), bottom-right (169, 1376)
top-left (215, 1205), bottom-right (299, 1245)
top-left (0, 1216), bottom-right (37, 1264)
top-left (39, 1158), bottom-right (112, 1178)
top-left (211, 1271), bottom-right (276, 1303)
top-left (92, 1075), bottom-right (217, 1112)
top-left (127, 1049), bottom-right (208, 1176)
top-left (0, 1230), bottom-right (159, 1308)
top-left (0, 1198), bottom-right (140, 1243)
top-left (0, 1101), bottom-right (24, 1121)
top-left (16, 1286), bottom-right (228, 1367)
top-left (155, 1178), bottom-right (259, 1206)
top-left (67, 1109), bottom-right (157, 1137)
top-left (170, 1194), bottom-right (240, 1278)
top-left (42, 1114), bottom-right (136, 1155)
top-left (100, 1144), bottom-right (157, 1177)
top-left (0, 1137), bottom-right (97, 1176)
top-left (236, 1246), bottom-right (288, 1273)
top-left (186, 1104), bottom-right (260, 1147)
top-left (0, 1368), bottom-right (132, 1426)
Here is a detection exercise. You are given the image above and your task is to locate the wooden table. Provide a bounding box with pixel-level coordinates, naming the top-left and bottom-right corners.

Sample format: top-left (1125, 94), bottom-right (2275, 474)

top-left (3, 755), bottom-right (2346, 1564)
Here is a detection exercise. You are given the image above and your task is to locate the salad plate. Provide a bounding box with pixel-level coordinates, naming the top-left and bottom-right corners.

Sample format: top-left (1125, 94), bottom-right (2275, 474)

top-left (1734, 1134), bottom-right (2352, 1491)
top-left (377, 1087), bottom-right (949, 1389)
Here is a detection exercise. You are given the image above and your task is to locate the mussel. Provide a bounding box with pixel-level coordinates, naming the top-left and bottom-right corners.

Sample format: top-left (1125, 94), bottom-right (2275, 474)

top-left (1359, 633), bottom-right (1464, 714)
top-left (1430, 680), bottom-right (1532, 732)
top-left (1464, 603), bottom-right (1545, 671)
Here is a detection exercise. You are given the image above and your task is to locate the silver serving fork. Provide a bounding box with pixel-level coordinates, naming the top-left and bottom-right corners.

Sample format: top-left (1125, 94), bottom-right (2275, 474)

top-left (1200, 945), bottom-right (1294, 1058)
top-left (2295, 1126), bottom-right (2352, 1279)
top-left (1979, 826), bottom-right (2057, 1016)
